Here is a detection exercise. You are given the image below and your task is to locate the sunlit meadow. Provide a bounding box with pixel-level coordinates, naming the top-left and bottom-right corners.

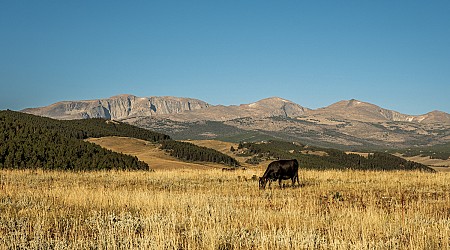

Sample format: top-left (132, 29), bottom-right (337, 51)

top-left (1, 168), bottom-right (449, 249)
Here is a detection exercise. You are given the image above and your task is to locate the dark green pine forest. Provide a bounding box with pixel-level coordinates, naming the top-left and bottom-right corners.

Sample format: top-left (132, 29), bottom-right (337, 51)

top-left (160, 140), bottom-right (240, 167)
top-left (238, 140), bottom-right (434, 172)
top-left (0, 110), bottom-right (239, 170)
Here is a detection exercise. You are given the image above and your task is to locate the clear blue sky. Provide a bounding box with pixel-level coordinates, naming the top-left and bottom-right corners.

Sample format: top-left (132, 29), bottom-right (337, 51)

top-left (1, 1), bottom-right (449, 115)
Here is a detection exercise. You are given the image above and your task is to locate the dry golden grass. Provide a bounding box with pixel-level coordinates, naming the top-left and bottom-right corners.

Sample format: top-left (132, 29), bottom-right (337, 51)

top-left (393, 153), bottom-right (450, 168)
top-left (87, 137), bottom-right (226, 170)
top-left (1, 168), bottom-right (449, 249)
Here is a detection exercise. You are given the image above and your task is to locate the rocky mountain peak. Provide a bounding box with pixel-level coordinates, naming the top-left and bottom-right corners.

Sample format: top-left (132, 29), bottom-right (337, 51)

top-left (245, 97), bottom-right (308, 117)
top-left (346, 99), bottom-right (366, 107)
top-left (22, 95), bottom-right (210, 120)
top-left (327, 99), bottom-right (372, 109)
top-left (413, 110), bottom-right (450, 123)
top-left (312, 99), bottom-right (413, 122)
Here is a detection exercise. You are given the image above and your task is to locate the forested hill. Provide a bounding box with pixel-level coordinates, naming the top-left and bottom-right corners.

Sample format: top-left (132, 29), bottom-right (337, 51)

top-left (5, 111), bottom-right (170, 142)
top-left (239, 140), bottom-right (435, 172)
top-left (0, 110), bottom-right (240, 170)
top-left (0, 110), bottom-right (150, 170)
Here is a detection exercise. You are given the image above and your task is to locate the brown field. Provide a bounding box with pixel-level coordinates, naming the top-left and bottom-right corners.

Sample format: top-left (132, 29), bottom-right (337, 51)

top-left (88, 137), bottom-right (269, 170)
top-left (393, 153), bottom-right (450, 169)
top-left (87, 137), bottom-right (227, 170)
top-left (1, 168), bottom-right (449, 249)
top-left (2, 137), bottom-right (449, 249)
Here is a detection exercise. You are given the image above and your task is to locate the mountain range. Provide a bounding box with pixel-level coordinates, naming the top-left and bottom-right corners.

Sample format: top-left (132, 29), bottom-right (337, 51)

top-left (22, 94), bottom-right (450, 149)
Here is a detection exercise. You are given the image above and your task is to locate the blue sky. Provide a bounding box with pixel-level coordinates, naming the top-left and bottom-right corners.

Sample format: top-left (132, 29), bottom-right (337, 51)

top-left (1, 1), bottom-right (449, 115)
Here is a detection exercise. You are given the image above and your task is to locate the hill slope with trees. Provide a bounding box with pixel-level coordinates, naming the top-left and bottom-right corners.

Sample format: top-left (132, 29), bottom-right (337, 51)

top-left (0, 111), bottom-right (149, 170)
top-left (238, 140), bottom-right (434, 172)
top-left (0, 110), bottom-right (240, 170)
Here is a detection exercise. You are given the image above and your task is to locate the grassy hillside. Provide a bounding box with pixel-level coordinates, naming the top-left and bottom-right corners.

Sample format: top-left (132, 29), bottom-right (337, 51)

top-left (88, 137), bottom-right (236, 170)
top-left (0, 110), bottom-right (240, 170)
top-left (395, 154), bottom-right (450, 172)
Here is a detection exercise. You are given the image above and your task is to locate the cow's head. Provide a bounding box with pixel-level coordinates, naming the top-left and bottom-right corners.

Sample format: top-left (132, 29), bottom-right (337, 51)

top-left (259, 177), bottom-right (267, 189)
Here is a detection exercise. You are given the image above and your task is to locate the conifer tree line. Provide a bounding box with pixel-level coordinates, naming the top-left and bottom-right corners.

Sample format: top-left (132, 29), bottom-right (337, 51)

top-left (160, 140), bottom-right (240, 167)
top-left (0, 110), bottom-right (240, 170)
top-left (398, 144), bottom-right (450, 160)
top-left (0, 111), bottom-right (149, 170)
top-left (238, 140), bottom-right (434, 172)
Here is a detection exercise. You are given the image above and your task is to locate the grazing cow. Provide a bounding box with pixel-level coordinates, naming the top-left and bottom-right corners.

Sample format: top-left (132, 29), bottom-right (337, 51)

top-left (259, 159), bottom-right (299, 189)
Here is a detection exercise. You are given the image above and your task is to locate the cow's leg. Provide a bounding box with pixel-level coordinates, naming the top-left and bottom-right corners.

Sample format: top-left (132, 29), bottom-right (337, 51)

top-left (279, 179), bottom-right (282, 188)
top-left (293, 174), bottom-right (299, 187)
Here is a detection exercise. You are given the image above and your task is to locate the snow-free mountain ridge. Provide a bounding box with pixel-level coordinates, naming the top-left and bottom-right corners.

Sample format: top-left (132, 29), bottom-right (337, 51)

top-left (22, 95), bottom-right (450, 124)
top-left (20, 94), bottom-right (450, 149)
top-left (22, 94), bottom-right (209, 120)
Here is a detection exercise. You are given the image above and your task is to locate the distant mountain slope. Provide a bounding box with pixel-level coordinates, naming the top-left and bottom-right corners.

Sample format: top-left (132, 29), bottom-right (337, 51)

top-left (309, 99), bottom-right (450, 123)
top-left (160, 97), bottom-right (309, 121)
top-left (20, 95), bottom-right (450, 150)
top-left (412, 110), bottom-right (450, 124)
top-left (23, 95), bottom-right (309, 121)
top-left (22, 94), bottom-right (209, 120)
top-left (23, 95), bottom-right (449, 124)
top-left (309, 99), bottom-right (414, 122)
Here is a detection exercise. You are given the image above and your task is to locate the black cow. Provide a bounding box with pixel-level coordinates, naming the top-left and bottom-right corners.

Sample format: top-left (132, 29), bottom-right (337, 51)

top-left (259, 159), bottom-right (299, 189)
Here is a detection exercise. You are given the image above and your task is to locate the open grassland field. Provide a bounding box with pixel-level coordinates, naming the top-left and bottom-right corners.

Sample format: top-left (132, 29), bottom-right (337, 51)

top-left (393, 154), bottom-right (450, 172)
top-left (1, 169), bottom-right (449, 249)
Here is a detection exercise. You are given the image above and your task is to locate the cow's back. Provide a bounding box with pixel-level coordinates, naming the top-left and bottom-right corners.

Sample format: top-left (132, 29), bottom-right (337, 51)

top-left (262, 159), bottom-right (298, 179)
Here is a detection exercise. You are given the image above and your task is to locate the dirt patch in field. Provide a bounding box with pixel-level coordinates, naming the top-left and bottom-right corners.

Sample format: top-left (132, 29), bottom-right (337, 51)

top-left (302, 150), bottom-right (328, 157)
